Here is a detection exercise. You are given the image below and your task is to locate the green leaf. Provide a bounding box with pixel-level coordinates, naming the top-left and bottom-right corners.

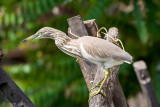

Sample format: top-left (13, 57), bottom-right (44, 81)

top-left (17, 13), bottom-right (24, 25)
top-left (48, 0), bottom-right (55, 8)
top-left (10, 12), bottom-right (16, 26)
top-left (85, 0), bottom-right (111, 20)
top-left (3, 13), bottom-right (10, 27)
top-left (133, 0), bottom-right (148, 44)
top-left (28, 2), bottom-right (36, 20)
top-left (22, 1), bottom-right (30, 22)
top-left (41, 0), bottom-right (50, 12)
top-left (145, 0), bottom-right (159, 42)
top-left (35, 0), bottom-right (42, 16)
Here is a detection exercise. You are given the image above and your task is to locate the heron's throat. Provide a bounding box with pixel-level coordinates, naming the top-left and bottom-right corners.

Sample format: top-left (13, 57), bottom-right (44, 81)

top-left (42, 28), bottom-right (71, 47)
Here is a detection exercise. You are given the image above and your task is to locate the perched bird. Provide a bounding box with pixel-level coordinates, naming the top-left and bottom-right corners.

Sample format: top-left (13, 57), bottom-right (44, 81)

top-left (22, 27), bottom-right (132, 100)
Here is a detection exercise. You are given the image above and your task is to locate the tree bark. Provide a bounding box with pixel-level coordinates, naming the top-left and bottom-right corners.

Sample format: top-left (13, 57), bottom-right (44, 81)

top-left (112, 78), bottom-right (128, 107)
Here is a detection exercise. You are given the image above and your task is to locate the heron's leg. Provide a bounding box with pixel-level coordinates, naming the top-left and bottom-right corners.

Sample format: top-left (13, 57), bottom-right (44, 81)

top-left (89, 69), bottom-right (110, 101)
top-left (68, 28), bottom-right (79, 38)
top-left (101, 32), bottom-right (125, 50)
top-left (96, 27), bottom-right (108, 38)
top-left (89, 77), bottom-right (104, 93)
top-left (76, 59), bottom-right (79, 62)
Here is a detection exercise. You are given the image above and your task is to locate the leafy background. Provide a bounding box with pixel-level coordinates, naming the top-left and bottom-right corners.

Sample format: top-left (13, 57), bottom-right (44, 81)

top-left (0, 0), bottom-right (160, 107)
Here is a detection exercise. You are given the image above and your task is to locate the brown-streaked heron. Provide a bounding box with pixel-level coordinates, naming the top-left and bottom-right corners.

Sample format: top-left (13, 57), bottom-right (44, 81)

top-left (22, 27), bottom-right (132, 100)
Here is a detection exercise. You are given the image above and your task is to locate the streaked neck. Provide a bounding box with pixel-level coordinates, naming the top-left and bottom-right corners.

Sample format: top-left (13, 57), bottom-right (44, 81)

top-left (52, 32), bottom-right (71, 47)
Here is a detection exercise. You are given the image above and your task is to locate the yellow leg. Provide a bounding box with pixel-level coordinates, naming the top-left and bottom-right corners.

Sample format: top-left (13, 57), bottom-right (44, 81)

top-left (93, 23), bottom-right (125, 50)
top-left (102, 32), bottom-right (125, 50)
top-left (68, 28), bottom-right (80, 38)
top-left (89, 69), bottom-right (110, 101)
top-left (89, 78), bottom-right (104, 93)
top-left (76, 59), bottom-right (79, 62)
top-left (96, 27), bottom-right (108, 38)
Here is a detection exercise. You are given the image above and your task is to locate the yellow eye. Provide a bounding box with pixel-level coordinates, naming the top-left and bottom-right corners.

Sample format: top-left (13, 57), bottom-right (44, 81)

top-left (37, 32), bottom-right (42, 35)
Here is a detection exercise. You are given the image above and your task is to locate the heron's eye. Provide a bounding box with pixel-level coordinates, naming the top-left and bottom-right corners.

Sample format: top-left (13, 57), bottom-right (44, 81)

top-left (37, 32), bottom-right (42, 35)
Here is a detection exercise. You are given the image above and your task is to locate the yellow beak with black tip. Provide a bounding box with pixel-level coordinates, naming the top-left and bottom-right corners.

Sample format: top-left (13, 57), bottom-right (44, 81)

top-left (21, 34), bottom-right (39, 42)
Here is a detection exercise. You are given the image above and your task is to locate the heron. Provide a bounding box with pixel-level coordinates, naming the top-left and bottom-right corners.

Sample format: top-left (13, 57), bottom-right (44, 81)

top-left (22, 27), bottom-right (132, 100)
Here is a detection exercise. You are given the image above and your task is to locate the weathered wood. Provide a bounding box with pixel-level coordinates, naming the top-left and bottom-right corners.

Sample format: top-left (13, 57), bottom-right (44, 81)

top-left (89, 66), bottom-right (124, 107)
top-left (0, 66), bottom-right (35, 107)
top-left (0, 91), bottom-right (5, 103)
top-left (89, 66), bottom-right (108, 107)
top-left (68, 15), bottom-right (88, 37)
top-left (0, 48), bottom-right (35, 107)
top-left (133, 60), bottom-right (160, 107)
top-left (83, 19), bottom-right (98, 37)
top-left (0, 48), bottom-right (6, 104)
top-left (77, 60), bottom-right (97, 89)
top-left (112, 77), bottom-right (129, 107)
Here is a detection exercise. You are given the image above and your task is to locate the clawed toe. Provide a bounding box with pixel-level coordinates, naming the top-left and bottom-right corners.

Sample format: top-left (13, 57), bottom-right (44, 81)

top-left (89, 89), bottom-right (106, 101)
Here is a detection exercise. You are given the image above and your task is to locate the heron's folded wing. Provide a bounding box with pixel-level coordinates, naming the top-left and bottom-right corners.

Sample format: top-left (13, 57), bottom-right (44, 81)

top-left (77, 36), bottom-right (132, 63)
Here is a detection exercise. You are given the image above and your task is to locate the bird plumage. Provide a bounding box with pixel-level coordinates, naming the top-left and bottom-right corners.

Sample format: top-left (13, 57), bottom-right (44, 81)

top-left (22, 27), bottom-right (132, 68)
top-left (76, 36), bottom-right (132, 62)
top-left (65, 36), bottom-right (132, 68)
top-left (22, 27), bottom-right (133, 99)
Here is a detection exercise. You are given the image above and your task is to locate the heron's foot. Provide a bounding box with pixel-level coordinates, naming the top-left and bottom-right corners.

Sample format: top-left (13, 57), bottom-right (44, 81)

top-left (88, 69), bottom-right (110, 101)
top-left (89, 78), bottom-right (105, 93)
top-left (89, 85), bottom-right (107, 101)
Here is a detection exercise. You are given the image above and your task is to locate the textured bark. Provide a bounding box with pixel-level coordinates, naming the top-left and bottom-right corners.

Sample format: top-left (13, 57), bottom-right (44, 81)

top-left (89, 66), bottom-right (109, 107)
top-left (112, 77), bottom-right (128, 107)
top-left (83, 19), bottom-right (98, 37)
top-left (133, 60), bottom-right (160, 107)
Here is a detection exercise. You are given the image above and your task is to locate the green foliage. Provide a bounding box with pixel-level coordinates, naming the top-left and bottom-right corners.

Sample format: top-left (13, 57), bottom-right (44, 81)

top-left (133, 0), bottom-right (148, 44)
top-left (1, 0), bottom-right (160, 106)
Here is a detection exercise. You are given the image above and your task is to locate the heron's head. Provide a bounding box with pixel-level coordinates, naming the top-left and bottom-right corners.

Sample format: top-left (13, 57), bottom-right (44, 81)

top-left (21, 27), bottom-right (59, 42)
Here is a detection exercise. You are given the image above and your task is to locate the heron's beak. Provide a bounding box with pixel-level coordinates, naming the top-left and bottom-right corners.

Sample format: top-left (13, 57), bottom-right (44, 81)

top-left (21, 34), bottom-right (39, 42)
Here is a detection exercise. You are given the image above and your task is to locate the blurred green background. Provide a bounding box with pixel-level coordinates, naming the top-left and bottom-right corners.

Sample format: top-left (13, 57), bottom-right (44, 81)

top-left (0, 0), bottom-right (160, 107)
